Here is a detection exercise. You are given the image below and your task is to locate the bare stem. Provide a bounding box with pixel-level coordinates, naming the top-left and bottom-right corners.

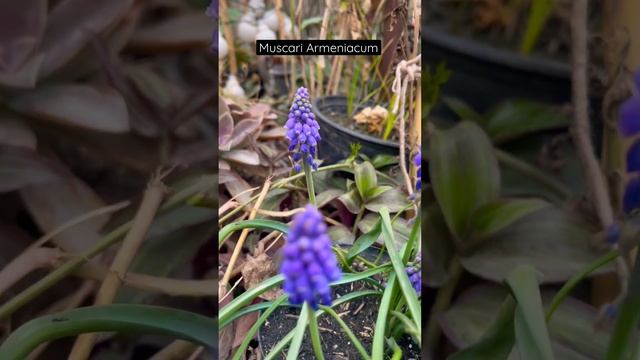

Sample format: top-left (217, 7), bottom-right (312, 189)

top-left (570, 0), bottom-right (615, 229)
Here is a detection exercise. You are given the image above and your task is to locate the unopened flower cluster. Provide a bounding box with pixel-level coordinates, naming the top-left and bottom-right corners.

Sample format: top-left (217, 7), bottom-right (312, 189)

top-left (285, 87), bottom-right (321, 172)
top-left (280, 205), bottom-right (341, 309)
top-left (619, 70), bottom-right (640, 213)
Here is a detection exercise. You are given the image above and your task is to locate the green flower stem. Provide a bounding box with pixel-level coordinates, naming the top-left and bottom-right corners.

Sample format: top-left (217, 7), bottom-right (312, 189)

top-left (425, 258), bottom-right (463, 353)
top-left (320, 306), bottom-right (371, 360)
top-left (546, 249), bottom-right (619, 322)
top-left (287, 303), bottom-right (311, 360)
top-left (219, 163), bottom-right (351, 224)
top-left (265, 290), bottom-right (383, 359)
top-left (303, 162), bottom-right (317, 206)
top-left (308, 305), bottom-right (325, 360)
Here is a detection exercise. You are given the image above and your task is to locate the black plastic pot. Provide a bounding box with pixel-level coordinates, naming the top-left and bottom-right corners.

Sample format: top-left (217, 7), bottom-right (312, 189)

top-left (312, 96), bottom-right (399, 164)
top-left (423, 26), bottom-right (572, 115)
top-left (423, 25), bottom-right (604, 150)
top-left (269, 64), bottom-right (290, 96)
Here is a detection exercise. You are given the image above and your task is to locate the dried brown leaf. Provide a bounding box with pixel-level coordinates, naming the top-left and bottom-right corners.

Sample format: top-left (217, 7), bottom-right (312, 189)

top-left (242, 252), bottom-right (282, 301)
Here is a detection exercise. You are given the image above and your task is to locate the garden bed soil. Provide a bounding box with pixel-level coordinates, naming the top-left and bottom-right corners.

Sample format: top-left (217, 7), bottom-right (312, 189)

top-left (260, 281), bottom-right (420, 360)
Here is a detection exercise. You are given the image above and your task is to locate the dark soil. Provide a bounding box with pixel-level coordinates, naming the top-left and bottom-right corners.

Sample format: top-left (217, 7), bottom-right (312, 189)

top-left (329, 111), bottom-right (400, 143)
top-left (260, 281), bottom-right (420, 359)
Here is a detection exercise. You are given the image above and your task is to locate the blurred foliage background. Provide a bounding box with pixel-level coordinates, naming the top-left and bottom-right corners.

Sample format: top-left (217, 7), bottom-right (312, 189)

top-left (0, 0), bottom-right (216, 358)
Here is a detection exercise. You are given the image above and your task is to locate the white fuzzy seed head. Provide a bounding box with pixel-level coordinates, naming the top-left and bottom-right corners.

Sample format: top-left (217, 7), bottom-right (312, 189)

top-left (218, 32), bottom-right (228, 59)
top-left (223, 75), bottom-right (246, 98)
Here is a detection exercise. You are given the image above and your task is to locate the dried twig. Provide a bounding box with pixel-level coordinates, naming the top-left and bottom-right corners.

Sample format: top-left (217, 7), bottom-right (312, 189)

top-left (149, 340), bottom-right (198, 360)
top-left (69, 175), bottom-right (167, 359)
top-left (220, 178), bottom-right (273, 294)
top-left (73, 263), bottom-right (215, 297)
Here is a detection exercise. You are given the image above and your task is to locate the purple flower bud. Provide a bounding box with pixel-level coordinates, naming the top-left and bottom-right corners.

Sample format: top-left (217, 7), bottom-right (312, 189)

top-left (285, 87), bottom-right (320, 171)
top-left (280, 205), bottom-right (341, 309)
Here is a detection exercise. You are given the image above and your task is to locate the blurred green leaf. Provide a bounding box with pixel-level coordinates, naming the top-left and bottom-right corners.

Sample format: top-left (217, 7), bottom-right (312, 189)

top-left (118, 221), bottom-right (214, 304)
top-left (328, 224), bottom-right (355, 246)
top-left (506, 266), bottom-right (554, 360)
top-left (487, 101), bottom-right (569, 143)
top-left (338, 189), bottom-right (362, 214)
top-left (380, 208), bottom-right (421, 328)
top-left (520, 0), bottom-right (554, 55)
top-left (367, 185), bottom-right (392, 201)
top-left (219, 219), bottom-right (289, 248)
top-left (301, 16), bottom-right (323, 30)
top-left (147, 205), bottom-right (215, 237)
top-left (606, 257), bottom-right (640, 360)
top-left (0, 304), bottom-right (215, 359)
top-left (370, 154), bottom-right (398, 169)
top-left (441, 285), bottom-right (610, 359)
top-left (316, 189), bottom-right (343, 208)
top-left (460, 207), bottom-right (610, 283)
top-left (448, 296), bottom-right (515, 360)
top-left (423, 62), bottom-right (452, 115)
top-left (468, 198), bottom-right (549, 239)
top-left (423, 204), bottom-right (454, 287)
top-left (347, 217), bottom-right (382, 263)
top-left (443, 97), bottom-right (484, 124)
top-left (10, 84), bottom-right (130, 133)
top-left (429, 121), bottom-right (500, 237)
top-left (355, 161), bottom-right (377, 200)
top-left (364, 188), bottom-right (410, 213)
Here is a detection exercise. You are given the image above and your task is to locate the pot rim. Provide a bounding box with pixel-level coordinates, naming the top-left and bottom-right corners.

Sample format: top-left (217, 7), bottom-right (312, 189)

top-left (422, 25), bottom-right (571, 79)
top-left (312, 95), bottom-right (399, 150)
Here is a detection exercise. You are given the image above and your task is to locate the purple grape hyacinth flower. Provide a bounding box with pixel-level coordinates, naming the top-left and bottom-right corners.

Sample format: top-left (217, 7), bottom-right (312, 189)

top-left (406, 265), bottom-right (421, 294)
top-left (414, 151), bottom-right (422, 192)
top-left (624, 176), bottom-right (640, 214)
top-left (284, 87), bottom-right (321, 172)
top-left (405, 253), bottom-right (421, 295)
top-left (207, 1), bottom-right (219, 52)
top-left (619, 70), bottom-right (640, 137)
top-left (280, 205), bottom-right (341, 309)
